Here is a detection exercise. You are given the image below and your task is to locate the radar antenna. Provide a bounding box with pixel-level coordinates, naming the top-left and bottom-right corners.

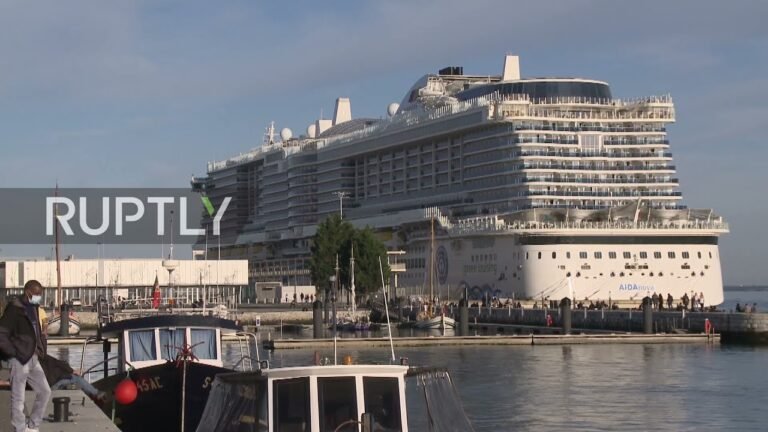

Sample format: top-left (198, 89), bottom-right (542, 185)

top-left (264, 121), bottom-right (276, 145)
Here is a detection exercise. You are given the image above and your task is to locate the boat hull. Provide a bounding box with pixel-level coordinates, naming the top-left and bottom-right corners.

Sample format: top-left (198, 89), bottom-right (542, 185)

top-left (92, 361), bottom-right (230, 432)
top-left (46, 315), bottom-right (81, 336)
top-left (414, 315), bottom-right (456, 330)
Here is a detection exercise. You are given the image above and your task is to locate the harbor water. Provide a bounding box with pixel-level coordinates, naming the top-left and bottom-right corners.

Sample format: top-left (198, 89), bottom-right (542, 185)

top-left (51, 289), bottom-right (768, 431)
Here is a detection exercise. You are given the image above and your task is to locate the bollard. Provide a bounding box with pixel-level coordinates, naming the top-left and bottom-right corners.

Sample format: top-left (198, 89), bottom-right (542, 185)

top-left (560, 298), bottom-right (572, 335)
top-left (459, 299), bottom-right (469, 337)
top-left (52, 396), bottom-right (70, 422)
top-left (59, 303), bottom-right (70, 337)
top-left (313, 300), bottom-right (323, 339)
top-left (642, 296), bottom-right (653, 334)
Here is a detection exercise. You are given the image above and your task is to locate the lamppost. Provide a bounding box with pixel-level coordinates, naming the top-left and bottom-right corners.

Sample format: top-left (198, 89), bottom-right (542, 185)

top-left (329, 275), bottom-right (337, 338)
top-left (333, 191), bottom-right (348, 219)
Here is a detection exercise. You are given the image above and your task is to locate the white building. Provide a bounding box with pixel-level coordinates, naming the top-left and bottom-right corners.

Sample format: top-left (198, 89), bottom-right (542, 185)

top-left (0, 258), bottom-right (248, 307)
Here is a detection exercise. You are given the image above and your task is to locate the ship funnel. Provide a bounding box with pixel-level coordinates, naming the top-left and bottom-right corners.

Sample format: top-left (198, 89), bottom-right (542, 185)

top-left (316, 119), bottom-right (332, 136)
top-left (502, 54), bottom-right (520, 81)
top-left (333, 97), bottom-right (352, 125)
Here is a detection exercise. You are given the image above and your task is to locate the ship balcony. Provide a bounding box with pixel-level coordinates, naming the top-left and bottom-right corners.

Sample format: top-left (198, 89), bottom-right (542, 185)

top-left (517, 150), bottom-right (672, 159)
top-left (522, 163), bottom-right (675, 172)
top-left (523, 177), bottom-right (679, 185)
top-left (524, 190), bottom-right (682, 198)
top-left (513, 124), bottom-right (667, 133)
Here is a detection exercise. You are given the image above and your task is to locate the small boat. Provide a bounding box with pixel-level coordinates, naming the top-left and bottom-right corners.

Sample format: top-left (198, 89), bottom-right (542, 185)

top-left (46, 311), bottom-right (81, 336)
top-left (414, 313), bottom-right (456, 331)
top-left (82, 313), bottom-right (258, 432)
top-left (196, 362), bottom-right (475, 432)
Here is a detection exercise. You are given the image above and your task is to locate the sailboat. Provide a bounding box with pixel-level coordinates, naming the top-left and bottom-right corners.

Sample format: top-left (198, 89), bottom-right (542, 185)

top-left (414, 216), bottom-right (455, 330)
top-left (47, 185), bottom-right (81, 336)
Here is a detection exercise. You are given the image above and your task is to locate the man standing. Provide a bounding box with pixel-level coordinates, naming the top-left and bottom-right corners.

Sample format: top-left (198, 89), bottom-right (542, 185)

top-left (0, 280), bottom-right (52, 432)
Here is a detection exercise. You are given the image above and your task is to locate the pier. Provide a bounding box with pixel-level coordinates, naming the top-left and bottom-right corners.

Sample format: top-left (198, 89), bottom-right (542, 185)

top-left (0, 389), bottom-right (118, 432)
top-left (263, 333), bottom-right (717, 350)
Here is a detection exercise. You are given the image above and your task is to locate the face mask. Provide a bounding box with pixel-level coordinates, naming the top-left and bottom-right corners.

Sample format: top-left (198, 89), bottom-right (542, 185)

top-left (29, 295), bottom-right (42, 305)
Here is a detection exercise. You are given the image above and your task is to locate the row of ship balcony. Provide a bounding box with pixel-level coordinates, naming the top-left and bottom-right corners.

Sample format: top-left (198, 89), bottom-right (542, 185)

top-left (519, 163), bottom-right (674, 171)
top-left (511, 124), bottom-right (667, 133)
top-left (464, 150), bottom-right (673, 165)
top-left (524, 190), bottom-right (682, 197)
top-left (448, 219), bottom-right (727, 235)
top-left (522, 177), bottom-right (678, 185)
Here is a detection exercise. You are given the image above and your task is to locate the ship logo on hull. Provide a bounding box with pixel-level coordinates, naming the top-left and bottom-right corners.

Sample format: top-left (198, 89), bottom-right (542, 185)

top-left (618, 283), bottom-right (655, 292)
top-left (436, 246), bottom-right (449, 285)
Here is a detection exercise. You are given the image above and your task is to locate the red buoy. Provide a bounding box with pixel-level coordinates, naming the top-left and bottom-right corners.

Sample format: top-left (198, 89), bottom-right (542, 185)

top-left (114, 378), bottom-right (138, 405)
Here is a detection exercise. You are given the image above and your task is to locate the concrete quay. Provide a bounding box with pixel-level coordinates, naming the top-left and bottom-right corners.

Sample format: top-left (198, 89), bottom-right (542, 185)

top-left (462, 306), bottom-right (768, 343)
top-left (0, 389), bottom-right (118, 432)
top-left (263, 333), bottom-right (717, 350)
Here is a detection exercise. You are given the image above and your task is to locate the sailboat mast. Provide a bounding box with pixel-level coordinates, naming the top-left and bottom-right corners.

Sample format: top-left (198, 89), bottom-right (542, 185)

top-left (429, 216), bottom-right (434, 304)
top-left (54, 186), bottom-right (62, 307)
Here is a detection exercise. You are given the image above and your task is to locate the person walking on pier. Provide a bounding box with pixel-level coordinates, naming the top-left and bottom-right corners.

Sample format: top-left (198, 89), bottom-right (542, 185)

top-left (0, 280), bottom-right (52, 432)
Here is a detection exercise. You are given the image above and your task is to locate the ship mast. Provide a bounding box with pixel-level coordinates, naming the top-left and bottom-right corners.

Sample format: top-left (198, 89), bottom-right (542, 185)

top-left (54, 185), bottom-right (62, 307)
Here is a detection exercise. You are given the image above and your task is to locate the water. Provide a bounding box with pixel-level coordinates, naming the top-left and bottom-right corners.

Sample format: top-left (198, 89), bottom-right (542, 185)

top-left (50, 289), bottom-right (768, 431)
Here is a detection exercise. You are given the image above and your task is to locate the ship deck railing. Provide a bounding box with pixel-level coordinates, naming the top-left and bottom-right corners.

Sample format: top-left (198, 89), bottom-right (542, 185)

top-left (447, 220), bottom-right (729, 235)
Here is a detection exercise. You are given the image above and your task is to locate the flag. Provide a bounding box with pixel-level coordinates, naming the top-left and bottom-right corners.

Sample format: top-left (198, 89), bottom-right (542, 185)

top-left (151, 275), bottom-right (161, 309)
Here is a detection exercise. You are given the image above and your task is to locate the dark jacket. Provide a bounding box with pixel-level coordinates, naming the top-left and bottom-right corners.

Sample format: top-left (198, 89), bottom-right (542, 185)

top-left (39, 354), bottom-right (74, 386)
top-left (0, 296), bottom-right (44, 364)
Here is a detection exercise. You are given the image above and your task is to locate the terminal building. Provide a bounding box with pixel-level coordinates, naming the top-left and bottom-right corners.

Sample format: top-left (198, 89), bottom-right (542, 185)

top-left (0, 258), bottom-right (249, 307)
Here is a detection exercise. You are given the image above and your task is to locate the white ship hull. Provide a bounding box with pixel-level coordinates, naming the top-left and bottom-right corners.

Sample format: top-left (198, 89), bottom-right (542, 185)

top-left (399, 224), bottom-right (725, 306)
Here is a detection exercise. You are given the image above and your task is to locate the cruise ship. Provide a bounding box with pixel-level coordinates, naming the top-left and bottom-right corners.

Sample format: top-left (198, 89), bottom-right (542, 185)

top-left (192, 54), bottom-right (728, 306)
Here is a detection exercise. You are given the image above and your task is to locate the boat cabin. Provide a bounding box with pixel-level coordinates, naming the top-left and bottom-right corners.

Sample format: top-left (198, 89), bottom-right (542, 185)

top-left (198, 364), bottom-right (410, 432)
top-left (98, 315), bottom-right (242, 372)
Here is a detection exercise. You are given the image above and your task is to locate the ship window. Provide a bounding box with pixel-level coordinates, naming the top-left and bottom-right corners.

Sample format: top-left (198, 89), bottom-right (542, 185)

top-left (566, 272), bottom-right (571, 277)
top-left (579, 252), bottom-right (587, 259)
top-left (668, 251), bottom-right (676, 259)
top-left (364, 377), bottom-right (403, 432)
top-left (129, 330), bottom-right (157, 362)
top-left (608, 251), bottom-right (617, 259)
top-left (159, 328), bottom-right (185, 360)
top-left (552, 252), bottom-right (557, 259)
top-left (639, 252), bottom-right (648, 259)
top-left (318, 377), bottom-right (358, 432)
top-left (576, 272), bottom-right (581, 277)
top-left (538, 252), bottom-right (542, 259)
top-left (659, 272), bottom-right (663, 276)
top-left (623, 252), bottom-right (631, 259)
top-left (610, 272), bottom-right (615, 277)
top-left (620, 272), bottom-right (625, 277)
top-left (709, 252), bottom-right (712, 259)
top-left (649, 272), bottom-right (654, 277)
top-left (654, 252), bottom-right (662, 259)
top-left (594, 252), bottom-right (602, 259)
top-left (526, 252), bottom-right (529, 260)
top-left (682, 252), bottom-right (690, 259)
top-left (691, 272), bottom-right (696, 277)
top-left (566, 251), bottom-right (571, 259)
top-left (697, 251), bottom-right (702, 259)
top-left (274, 378), bottom-right (311, 432)
top-left (191, 329), bottom-right (218, 360)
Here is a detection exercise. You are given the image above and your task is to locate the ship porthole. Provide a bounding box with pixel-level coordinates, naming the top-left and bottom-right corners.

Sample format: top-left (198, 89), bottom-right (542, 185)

top-left (610, 272), bottom-right (615, 277)
top-left (576, 272), bottom-right (581, 277)
top-left (566, 272), bottom-right (571, 277)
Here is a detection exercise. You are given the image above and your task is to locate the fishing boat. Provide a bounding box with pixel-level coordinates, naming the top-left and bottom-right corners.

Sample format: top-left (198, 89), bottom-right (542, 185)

top-left (81, 312), bottom-right (258, 432)
top-left (196, 363), bottom-right (475, 432)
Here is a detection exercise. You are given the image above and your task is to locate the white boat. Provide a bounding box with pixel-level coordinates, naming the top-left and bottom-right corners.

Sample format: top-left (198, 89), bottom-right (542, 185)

top-left (197, 363), bottom-right (474, 432)
top-left (46, 312), bottom-right (81, 336)
top-left (414, 314), bottom-right (456, 331)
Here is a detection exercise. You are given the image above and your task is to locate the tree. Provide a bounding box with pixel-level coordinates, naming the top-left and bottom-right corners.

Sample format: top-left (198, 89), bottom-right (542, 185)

top-left (352, 227), bottom-right (390, 297)
top-left (309, 215), bottom-right (390, 301)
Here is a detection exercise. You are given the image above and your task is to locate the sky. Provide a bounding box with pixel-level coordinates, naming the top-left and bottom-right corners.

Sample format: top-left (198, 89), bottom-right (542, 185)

top-left (0, 0), bottom-right (766, 285)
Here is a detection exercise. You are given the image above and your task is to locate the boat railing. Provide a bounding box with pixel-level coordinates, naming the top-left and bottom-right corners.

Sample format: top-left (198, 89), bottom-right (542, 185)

top-left (232, 331), bottom-right (260, 371)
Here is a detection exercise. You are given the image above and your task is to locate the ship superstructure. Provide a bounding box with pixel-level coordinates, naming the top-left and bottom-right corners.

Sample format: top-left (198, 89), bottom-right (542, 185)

top-left (193, 54), bottom-right (728, 305)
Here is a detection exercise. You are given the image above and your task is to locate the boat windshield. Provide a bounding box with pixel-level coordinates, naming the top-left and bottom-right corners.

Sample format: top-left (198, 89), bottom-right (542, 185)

top-left (195, 371), bottom-right (269, 432)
